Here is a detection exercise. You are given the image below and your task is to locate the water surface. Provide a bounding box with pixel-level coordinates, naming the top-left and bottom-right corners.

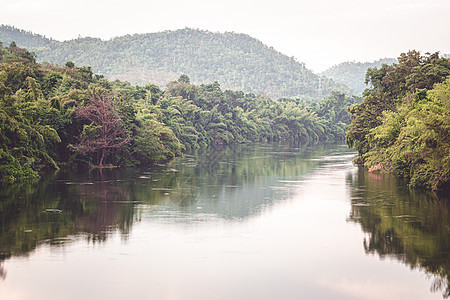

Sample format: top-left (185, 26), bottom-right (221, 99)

top-left (0, 143), bottom-right (448, 299)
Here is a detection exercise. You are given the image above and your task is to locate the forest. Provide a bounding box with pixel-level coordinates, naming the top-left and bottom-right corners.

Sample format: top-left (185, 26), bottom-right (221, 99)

top-left (0, 42), bottom-right (359, 182)
top-left (0, 25), bottom-right (348, 101)
top-left (346, 51), bottom-right (450, 192)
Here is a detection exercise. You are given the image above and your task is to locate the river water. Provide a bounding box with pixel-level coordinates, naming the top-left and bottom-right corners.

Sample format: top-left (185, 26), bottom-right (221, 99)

top-left (0, 143), bottom-right (448, 299)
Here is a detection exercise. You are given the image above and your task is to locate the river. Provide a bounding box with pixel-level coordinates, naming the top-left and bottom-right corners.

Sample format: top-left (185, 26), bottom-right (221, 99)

top-left (0, 143), bottom-right (448, 299)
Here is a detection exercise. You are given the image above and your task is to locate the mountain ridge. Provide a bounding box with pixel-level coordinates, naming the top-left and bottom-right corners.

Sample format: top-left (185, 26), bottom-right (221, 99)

top-left (0, 25), bottom-right (348, 101)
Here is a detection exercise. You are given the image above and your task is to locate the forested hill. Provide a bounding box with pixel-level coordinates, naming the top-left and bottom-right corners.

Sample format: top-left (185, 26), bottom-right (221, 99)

top-left (0, 25), bottom-right (348, 101)
top-left (321, 58), bottom-right (398, 95)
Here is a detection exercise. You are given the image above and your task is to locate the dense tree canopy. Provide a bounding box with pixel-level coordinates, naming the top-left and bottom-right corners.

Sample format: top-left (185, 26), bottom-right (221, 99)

top-left (346, 51), bottom-right (450, 192)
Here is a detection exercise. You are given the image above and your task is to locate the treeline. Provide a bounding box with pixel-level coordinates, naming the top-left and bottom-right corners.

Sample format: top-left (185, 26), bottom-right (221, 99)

top-left (0, 25), bottom-right (349, 101)
top-left (346, 51), bottom-right (450, 192)
top-left (0, 43), bottom-right (360, 181)
top-left (0, 25), bottom-right (52, 48)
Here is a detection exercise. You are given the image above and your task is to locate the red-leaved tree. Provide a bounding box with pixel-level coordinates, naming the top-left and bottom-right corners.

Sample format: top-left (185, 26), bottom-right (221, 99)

top-left (74, 93), bottom-right (130, 167)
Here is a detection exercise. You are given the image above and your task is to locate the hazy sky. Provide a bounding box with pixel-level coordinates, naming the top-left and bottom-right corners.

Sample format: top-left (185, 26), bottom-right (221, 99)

top-left (1, 0), bottom-right (449, 72)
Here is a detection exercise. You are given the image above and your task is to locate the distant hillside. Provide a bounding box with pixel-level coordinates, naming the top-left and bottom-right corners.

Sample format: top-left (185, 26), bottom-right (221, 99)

top-left (0, 25), bottom-right (348, 101)
top-left (321, 58), bottom-right (398, 95)
top-left (0, 25), bottom-right (53, 47)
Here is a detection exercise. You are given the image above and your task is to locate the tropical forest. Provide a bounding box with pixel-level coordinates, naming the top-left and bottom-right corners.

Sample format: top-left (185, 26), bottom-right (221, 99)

top-left (0, 22), bottom-right (449, 300)
top-left (0, 41), bottom-right (358, 182)
top-left (347, 51), bottom-right (450, 192)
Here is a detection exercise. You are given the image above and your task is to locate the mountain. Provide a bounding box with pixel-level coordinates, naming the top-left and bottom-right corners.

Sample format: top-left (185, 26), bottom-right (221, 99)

top-left (321, 58), bottom-right (398, 95)
top-left (0, 25), bottom-right (348, 101)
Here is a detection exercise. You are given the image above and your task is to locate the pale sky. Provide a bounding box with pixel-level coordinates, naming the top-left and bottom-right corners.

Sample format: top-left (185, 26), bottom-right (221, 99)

top-left (1, 0), bottom-right (449, 72)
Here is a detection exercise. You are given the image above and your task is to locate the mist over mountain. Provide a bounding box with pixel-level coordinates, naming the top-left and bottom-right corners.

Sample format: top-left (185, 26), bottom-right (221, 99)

top-left (0, 25), bottom-right (349, 101)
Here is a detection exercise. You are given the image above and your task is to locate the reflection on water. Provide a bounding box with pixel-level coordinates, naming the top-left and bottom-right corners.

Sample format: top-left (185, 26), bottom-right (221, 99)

top-left (0, 142), bottom-right (448, 299)
top-left (0, 143), bottom-right (327, 263)
top-left (347, 169), bottom-right (450, 298)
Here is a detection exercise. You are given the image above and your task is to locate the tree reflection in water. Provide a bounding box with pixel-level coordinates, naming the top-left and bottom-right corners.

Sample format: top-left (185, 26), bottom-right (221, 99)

top-left (347, 168), bottom-right (450, 298)
top-left (0, 260), bottom-right (6, 280)
top-left (0, 170), bottom-right (138, 277)
top-left (0, 142), bottom-right (325, 280)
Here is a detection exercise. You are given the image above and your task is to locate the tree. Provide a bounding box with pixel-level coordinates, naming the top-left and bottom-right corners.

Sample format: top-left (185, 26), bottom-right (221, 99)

top-left (134, 119), bottom-right (182, 164)
top-left (73, 93), bottom-right (130, 167)
top-left (363, 77), bottom-right (450, 191)
top-left (347, 51), bottom-right (450, 158)
top-left (178, 74), bottom-right (190, 84)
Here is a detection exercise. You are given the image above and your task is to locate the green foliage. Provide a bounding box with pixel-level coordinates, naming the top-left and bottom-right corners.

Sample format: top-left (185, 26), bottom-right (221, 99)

top-left (347, 51), bottom-right (450, 156)
top-left (134, 119), bottom-right (182, 163)
top-left (0, 78), bottom-right (60, 181)
top-left (366, 78), bottom-right (450, 191)
top-left (65, 61), bottom-right (75, 68)
top-left (0, 44), bottom-right (94, 180)
top-left (347, 51), bottom-right (450, 192)
top-left (2, 42), bottom-right (36, 64)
